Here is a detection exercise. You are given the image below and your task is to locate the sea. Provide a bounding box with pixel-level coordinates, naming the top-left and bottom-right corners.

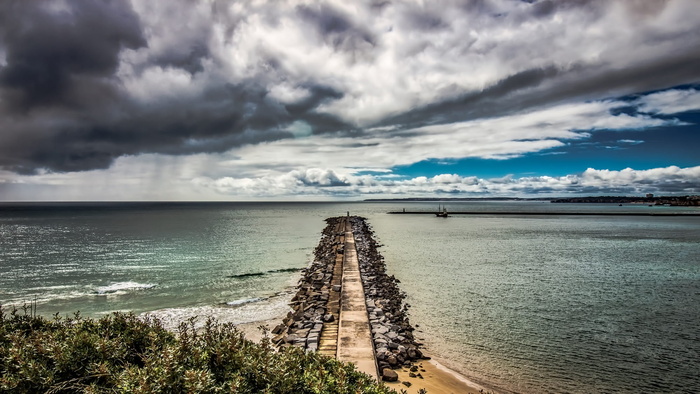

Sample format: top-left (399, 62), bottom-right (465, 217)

top-left (1, 201), bottom-right (698, 393)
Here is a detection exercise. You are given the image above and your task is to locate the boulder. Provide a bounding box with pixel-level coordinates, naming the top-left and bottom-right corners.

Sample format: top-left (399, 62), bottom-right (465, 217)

top-left (381, 368), bottom-right (399, 382)
top-left (271, 324), bottom-right (285, 335)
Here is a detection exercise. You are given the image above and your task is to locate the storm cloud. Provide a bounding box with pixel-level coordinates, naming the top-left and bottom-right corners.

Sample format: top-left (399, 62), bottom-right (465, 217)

top-left (0, 0), bottom-right (354, 173)
top-left (0, 0), bottom-right (699, 200)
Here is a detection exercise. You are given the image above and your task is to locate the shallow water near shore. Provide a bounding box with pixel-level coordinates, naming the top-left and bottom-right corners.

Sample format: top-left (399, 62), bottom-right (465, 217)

top-left (2, 201), bottom-right (699, 393)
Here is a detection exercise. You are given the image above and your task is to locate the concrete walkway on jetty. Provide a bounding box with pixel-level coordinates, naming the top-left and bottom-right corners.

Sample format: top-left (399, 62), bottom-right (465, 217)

top-left (335, 217), bottom-right (378, 379)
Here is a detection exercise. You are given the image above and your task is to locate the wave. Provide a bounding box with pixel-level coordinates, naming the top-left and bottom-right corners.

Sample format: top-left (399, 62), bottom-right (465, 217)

top-left (142, 292), bottom-right (294, 331)
top-left (1, 290), bottom-right (89, 307)
top-left (226, 297), bottom-right (264, 306)
top-left (226, 267), bottom-right (300, 279)
top-left (22, 285), bottom-right (75, 292)
top-left (103, 265), bottom-right (169, 271)
top-left (95, 281), bottom-right (157, 295)
top-left (2, 282), bottom-right (158, 306)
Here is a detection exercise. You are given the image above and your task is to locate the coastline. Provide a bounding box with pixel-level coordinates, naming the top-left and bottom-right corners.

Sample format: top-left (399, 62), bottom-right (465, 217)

top-left (140, 215), bottom-right (505, 394)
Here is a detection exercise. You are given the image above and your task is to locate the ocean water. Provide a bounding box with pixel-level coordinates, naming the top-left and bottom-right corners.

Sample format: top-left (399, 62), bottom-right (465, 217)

top-left (0, 202), bottom-right (345, 325)
top-left (369, 203), bottom-right (700, 393)
top-left (1, 201), bottom-right (699, 393)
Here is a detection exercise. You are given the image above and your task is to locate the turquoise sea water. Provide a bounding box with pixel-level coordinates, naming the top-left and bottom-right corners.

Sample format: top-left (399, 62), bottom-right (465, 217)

top-left (1, 202), bottom-right (699, 393)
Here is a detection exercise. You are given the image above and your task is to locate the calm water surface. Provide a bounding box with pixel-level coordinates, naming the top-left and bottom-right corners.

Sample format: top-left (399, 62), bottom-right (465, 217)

top-left (1, 201), bottom-right (698, 393)
top-left (369, 204), bottom-right (700, 393)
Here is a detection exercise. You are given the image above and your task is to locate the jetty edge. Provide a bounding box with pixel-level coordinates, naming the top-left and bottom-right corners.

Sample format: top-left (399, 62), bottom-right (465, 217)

top-left (270, 216), bottom-right (489, 393)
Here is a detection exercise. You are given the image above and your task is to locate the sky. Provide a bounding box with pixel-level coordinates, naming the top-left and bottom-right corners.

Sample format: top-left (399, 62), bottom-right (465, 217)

top-left (0, 0), bottom-right (699, 201)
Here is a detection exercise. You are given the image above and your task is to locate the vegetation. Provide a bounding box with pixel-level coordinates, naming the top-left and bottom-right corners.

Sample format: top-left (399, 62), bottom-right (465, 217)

top-left (0, 307), bottom-right (395, 393)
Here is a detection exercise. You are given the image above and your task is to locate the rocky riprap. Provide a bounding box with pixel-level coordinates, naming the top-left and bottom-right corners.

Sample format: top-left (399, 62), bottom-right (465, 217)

top-left (272, 216), bottom-right (426, 379)
top-left (349, 217), bottom-right (427, 373)
top-left (271, 217), bottom-right (342, 351)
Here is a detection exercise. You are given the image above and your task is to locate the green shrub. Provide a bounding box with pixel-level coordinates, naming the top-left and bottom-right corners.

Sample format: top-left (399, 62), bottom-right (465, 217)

top-left (0, 308), bottom-right (396, 393)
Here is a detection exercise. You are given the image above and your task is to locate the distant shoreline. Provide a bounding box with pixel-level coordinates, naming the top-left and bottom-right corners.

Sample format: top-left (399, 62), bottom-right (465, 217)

top-left (366, 195), bottom-right (700, 206)
top-left (388, 211), bottom-right (700, 216)
top-left (365, 197), bottom-right (543, 202)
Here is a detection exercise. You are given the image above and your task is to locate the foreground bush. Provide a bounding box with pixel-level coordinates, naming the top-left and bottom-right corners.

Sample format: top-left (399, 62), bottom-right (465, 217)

top-left (0, 308), bottom-right (395, 393)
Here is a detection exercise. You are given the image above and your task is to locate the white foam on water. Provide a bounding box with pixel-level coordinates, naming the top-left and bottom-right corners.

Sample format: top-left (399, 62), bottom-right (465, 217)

top-left (2, 289), bottom-right (90, 307)
top-left (143, 292), bottom-right (294, 332)
top-left (95, 281), bottom-right (157, 295)
top-left (104, 265), bottom-right (168, 271)
top-left (94, 309), bottom-right (133, 316)
top-left (226, 297), bottom-right (264, 306)
top-left (23, 285), bottom-right (75, 292)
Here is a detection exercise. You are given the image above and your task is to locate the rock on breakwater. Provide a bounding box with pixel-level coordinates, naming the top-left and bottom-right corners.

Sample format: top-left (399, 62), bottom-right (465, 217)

top-left (273, 216), bottom-right (426, 380)
top-left (272, 217), bottom-right (343, 351)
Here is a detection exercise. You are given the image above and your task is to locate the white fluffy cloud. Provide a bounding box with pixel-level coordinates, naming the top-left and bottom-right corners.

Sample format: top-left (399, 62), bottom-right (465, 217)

top-left (636, 88), bottom-right (700, 115)
top-left (3, 160), bottom-right (699, 200)
top-left (217, 98), bottom-right (681, 177)
top-left (184, 165), bottom-right (700, 198)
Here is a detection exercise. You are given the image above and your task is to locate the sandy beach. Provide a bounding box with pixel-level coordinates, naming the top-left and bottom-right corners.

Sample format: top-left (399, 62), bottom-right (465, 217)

top-left (235, 319), bottom-right (281, 343)
top-left (384, 358), bottom-right (491, 394)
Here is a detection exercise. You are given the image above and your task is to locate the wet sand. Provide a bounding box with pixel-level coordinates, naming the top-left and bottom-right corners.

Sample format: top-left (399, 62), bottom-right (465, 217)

top-left (385, 357), bottom-right (493, 394)
top-left (235, 318), bottom-right (282, 344)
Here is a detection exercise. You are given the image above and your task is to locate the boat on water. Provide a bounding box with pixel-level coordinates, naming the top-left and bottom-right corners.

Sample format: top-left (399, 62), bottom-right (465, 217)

top-left (435, 204), bottom-right (449, 217)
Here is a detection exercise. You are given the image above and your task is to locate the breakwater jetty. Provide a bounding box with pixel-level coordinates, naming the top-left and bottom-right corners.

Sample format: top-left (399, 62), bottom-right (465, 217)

top-left (272, 216), bottom-right (425, 382)
top-left (388, 210), bottom-right (699, 216)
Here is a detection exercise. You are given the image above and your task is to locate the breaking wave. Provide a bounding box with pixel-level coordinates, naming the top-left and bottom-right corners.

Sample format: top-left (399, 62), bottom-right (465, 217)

top-left (95, 282), bottom-right (157, 295)
top-left (142, 291), bottom-right (295, 331)
top-left (226, 297), bottom-right (264, 306)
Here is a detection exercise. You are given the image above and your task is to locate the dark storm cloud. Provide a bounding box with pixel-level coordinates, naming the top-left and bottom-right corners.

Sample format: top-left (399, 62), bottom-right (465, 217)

top-left (374, 66), bottom-right (565, 130)
top-left (0, 0), bottom-right (145, 110)
top-left (2, 79), bottom-right (352, 174)
top-left (528, 0), bottom-right (599, 18)
top-left (374, 48), bottom-right (700, 134)
top-left (296, 4), bottom-right (377, 58)
top-left (400, 9), bottom-right (449, 31)
top-left (1, 0), bottom-right (699, 177)
top-left (0, 0), bottom-right (353, 174)
top-left (149, 41), bottom-right (210, 75)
